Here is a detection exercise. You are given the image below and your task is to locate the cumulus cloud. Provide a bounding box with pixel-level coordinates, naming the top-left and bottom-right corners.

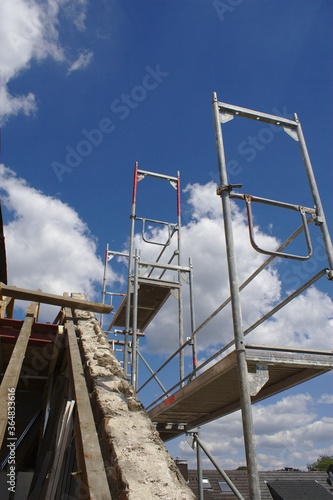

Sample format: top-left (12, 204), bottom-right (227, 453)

top-left (177, 392), bottom-right (333, 470)
top-left (318, 394), bottom-right (333, 404)
top-left (0, 164), bottom-right (123, 316)
top-left (0, 0), bottom-right (92, 123)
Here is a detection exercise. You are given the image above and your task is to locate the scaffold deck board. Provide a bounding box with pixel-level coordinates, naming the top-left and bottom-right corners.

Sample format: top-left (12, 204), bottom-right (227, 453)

top-left (110, 281), bottom-right (173, 331)
top-left (149, 345), bottom-right (333, 441)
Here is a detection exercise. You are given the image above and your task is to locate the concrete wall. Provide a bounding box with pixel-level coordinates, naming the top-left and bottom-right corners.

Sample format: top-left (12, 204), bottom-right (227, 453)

top-left (73, 300), bottom-right (195, 500)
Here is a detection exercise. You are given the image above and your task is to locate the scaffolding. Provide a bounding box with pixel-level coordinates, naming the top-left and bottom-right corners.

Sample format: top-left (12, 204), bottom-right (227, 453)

top-left (210, 93), bottom-right (333, 498)
top-left (102, 163), bottom-right (197, 391)
top-left (1, 96), bottom-right (331, 499)
top-left (103, 97), bottom-right (333, 500)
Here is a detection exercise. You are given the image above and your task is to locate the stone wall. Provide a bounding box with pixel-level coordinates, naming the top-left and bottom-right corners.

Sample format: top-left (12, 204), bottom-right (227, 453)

top-left (73, 300), bottom-right (195, 500)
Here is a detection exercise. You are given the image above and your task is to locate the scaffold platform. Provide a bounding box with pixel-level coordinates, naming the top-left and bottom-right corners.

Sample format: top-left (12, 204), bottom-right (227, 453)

top-left (148, 345), bottom-right (333, 441)
top-left (109, 279), bottom-right (175, 331)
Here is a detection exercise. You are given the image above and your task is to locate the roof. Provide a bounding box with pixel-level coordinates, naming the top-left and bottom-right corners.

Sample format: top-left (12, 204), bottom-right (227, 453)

top-left (267, 478), bottom-right (333, 500)
top-left (186, 469), bottom-right (333, 500)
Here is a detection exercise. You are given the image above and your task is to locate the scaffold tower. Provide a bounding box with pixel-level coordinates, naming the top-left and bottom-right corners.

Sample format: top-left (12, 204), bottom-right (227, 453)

top-left (103, 96), bottom-right (333, 500)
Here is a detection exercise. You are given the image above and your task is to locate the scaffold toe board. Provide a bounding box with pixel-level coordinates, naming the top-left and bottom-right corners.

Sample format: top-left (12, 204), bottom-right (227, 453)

top-left (110, 281), bottom-right (173, 331)
top-left (148, 345), bottom-right (333, 441)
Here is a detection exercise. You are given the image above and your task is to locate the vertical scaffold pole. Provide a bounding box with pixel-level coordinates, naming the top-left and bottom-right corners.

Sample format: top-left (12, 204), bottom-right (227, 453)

top-left (294, 114), bottom-right (333, 275)
top-left (124, 162), bottom-right (138, 374)
top-left (100, 243), bottom-right (109, 328)
top-left (131, 248), bottom-right (140, 391)
top-left (212, 92), bottom-right (261, 500)
top-left (189, 256), bottom-right (203, 499)
top-left (189, 257), bottom-right (197, 377)
top-left (196, 430), bottom-right (204, 500)
top-left (177, 171), bottom-right (185, 386)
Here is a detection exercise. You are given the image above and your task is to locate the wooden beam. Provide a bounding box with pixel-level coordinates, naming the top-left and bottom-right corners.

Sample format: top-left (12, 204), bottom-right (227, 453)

top-left (48, 327), bottom-right (65, 376)
top-left (64, 308), bottom-right (112, 499)
top-left (0, 296), bottom-right (14, 318)
top-left (0, 302), bottom-right (38, 448)
top-left (0, 285), bottom-right (113, 314)
top-left (52, 308), bottom-right (65, 325)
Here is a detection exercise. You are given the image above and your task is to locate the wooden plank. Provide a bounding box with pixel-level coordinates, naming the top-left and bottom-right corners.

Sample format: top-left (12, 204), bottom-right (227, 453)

top-left (65, 308), bottom-right (112, 499)
top-left (110, 281), bottom-right (172, 331)
top-left (48, 327), bottom-right (65, 376)
top-left (0, 285), bottom-right (113, 314)
top-left (0, 302), bottom-right (38, 448)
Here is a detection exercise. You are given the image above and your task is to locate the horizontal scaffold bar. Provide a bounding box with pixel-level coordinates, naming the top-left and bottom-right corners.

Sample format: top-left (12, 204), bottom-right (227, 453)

top-left (0, 285), bottom-right (113, 314)
top-left (137, 169), bottom-right (179, 182)
top-left (216, 100), bottom-right (298, 129)
top-left (139, 260), bottom-right (191, 273)
top-left (229, 192), bottom-right (316, 214)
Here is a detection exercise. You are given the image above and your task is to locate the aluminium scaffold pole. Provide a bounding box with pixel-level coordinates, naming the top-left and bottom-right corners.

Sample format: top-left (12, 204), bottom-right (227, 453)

top-left (294, 113), bottom-right (333, 277)
top-left (124, 162), bottom-right (139, 373)
top-left (131, 248), bottom-right (140, 390)
top-left (212, 92), bottom-right (261, 500)
top-left (176, 171), bottom-right (185, 385)
top-left (100, 243), bottom-right (109, 328)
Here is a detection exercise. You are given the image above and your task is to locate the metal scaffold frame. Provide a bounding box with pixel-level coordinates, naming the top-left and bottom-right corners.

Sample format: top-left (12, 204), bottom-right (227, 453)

top-left (101, 98), bottom-right (332, 500)
top-left (211, 92), bottom-right (333, 500)
top-left (102, 163), bottom-right (197, 391)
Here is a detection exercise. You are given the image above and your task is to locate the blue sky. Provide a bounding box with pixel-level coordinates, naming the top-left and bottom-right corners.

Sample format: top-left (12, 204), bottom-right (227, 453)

top-left (0, 0), bottom-right (332, 471)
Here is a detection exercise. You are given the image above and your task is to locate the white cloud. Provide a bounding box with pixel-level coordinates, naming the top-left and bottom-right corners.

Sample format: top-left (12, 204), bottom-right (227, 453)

top-left (248, 287), bottom-right (333, 350)
top-left (0, 0), bottom-right (91, 123)
top-left (67, 49), bottom-right (94, 75)
top-left (318, 394), bottom-right (333, 405)
top-left (175, 392), bottom-right (333, 470)
top-left (0, 164), bottom-right (123, 317)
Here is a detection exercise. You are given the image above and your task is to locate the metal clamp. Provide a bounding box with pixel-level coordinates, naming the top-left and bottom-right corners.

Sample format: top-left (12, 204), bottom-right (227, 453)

top-left (216, 184), bottom-right (242, 196)
top-left (245, 196), bottom-right (313, 261)
top-left (326, 269), bottom-right (333, 280)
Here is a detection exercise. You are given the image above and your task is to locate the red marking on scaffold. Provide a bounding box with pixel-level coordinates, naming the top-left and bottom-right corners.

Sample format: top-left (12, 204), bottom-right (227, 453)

top-left (165, 395), bottom-right (175, 406)
top-left (132, 162), bottom-right (138, 205)
top-left (193, 358), bottom-right (197, 366)
top-left (177, 174), bottom-right (181, 217)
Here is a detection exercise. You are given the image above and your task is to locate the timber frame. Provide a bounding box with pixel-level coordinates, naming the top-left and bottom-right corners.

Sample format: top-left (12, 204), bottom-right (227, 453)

top-left (0, 288), bottom-right (113, 499)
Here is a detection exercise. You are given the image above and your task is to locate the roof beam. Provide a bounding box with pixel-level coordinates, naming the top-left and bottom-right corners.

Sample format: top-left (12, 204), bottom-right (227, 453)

top-left (0, 302), bottom-right (38, 448)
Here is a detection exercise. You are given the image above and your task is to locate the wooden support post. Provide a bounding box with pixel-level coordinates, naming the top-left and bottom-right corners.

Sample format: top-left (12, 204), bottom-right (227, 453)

top-left (52, 308), bottom-right (65, 325)
top-left (0, 302), bottom-right (38, 449)
top-left (64, 307), bottom-right (112, 499)
top-left (0, 296), bottom-right (14, 318)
